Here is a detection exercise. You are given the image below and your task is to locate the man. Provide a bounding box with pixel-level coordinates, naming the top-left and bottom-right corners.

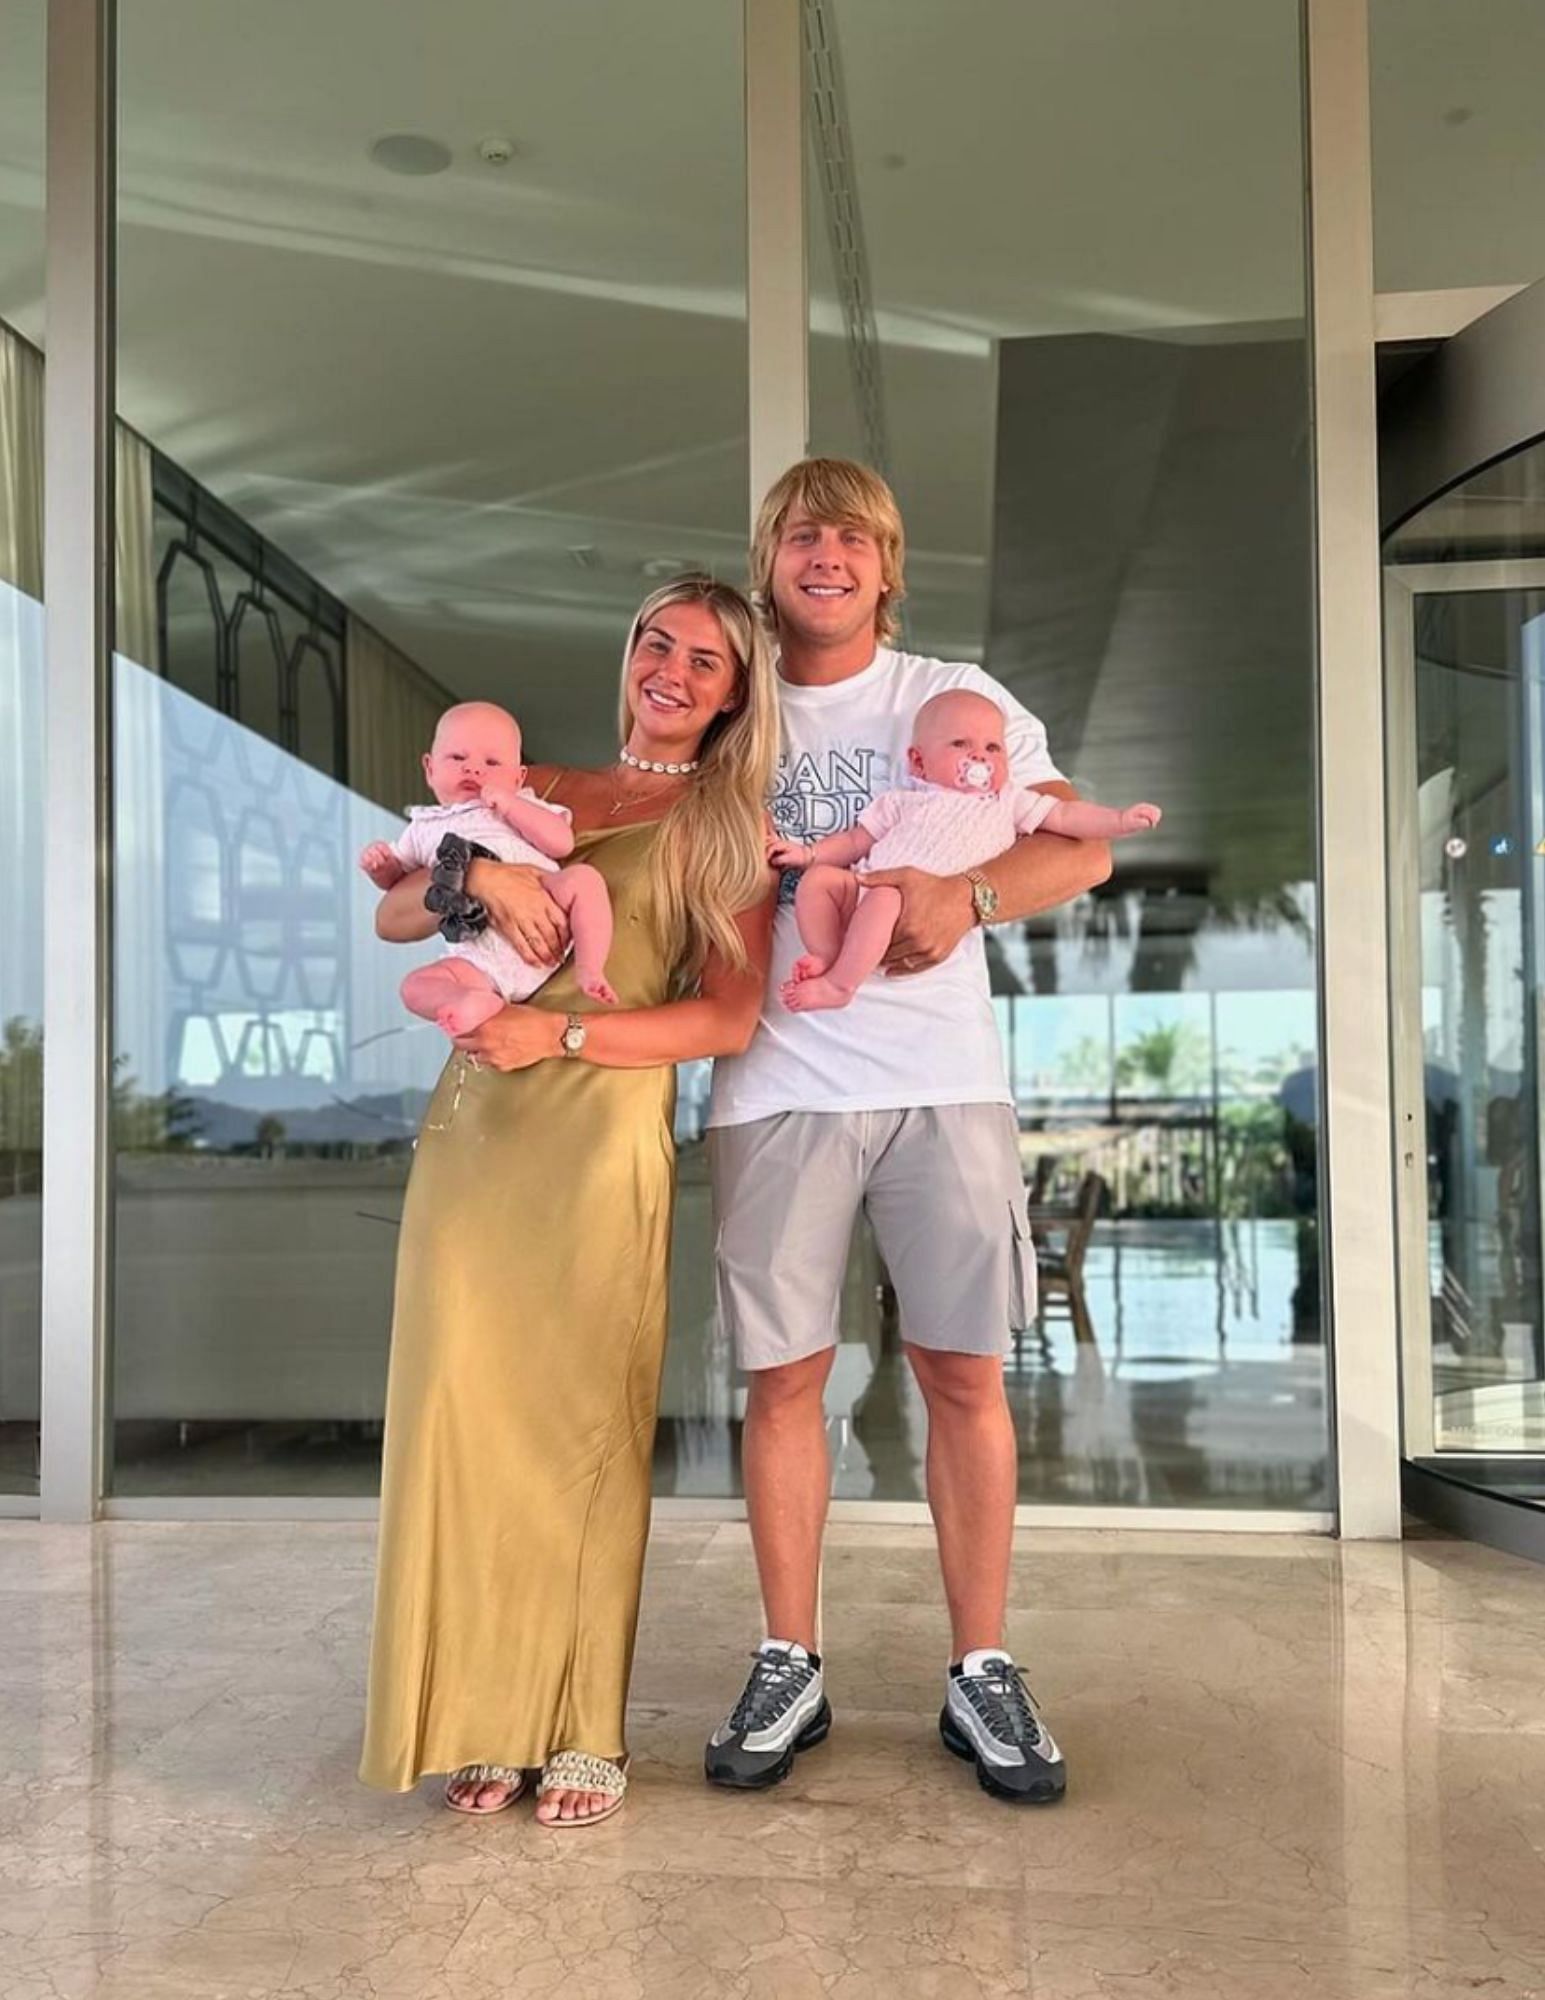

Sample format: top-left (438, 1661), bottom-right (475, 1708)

top-left (703, 458), bottom-right (1110, 1805)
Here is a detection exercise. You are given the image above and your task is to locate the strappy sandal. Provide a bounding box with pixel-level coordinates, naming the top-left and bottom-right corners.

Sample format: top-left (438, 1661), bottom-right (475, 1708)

top-left (535, 1751), bottom-right (629, 1828)
top-left (444, 1763), bottom-right (527, 1815)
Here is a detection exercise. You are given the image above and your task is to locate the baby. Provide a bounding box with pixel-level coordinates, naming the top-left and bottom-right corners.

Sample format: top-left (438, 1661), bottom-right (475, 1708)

top-left (359, 701), bottom-right (615, 1038)
top-left (768, 688), bottom-right (1161, 1013)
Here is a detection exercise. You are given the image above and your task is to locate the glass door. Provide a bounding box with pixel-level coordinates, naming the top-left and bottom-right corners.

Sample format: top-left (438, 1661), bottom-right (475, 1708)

top-left (1386, 556), bottom-right (1545, 1511)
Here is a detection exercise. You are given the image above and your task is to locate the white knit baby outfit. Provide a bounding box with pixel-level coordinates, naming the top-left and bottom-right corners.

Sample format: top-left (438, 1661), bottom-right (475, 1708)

top-left (856, 780), bottom-right (1057, 877)
top-left (390, 794), bottom-right (572, 1001)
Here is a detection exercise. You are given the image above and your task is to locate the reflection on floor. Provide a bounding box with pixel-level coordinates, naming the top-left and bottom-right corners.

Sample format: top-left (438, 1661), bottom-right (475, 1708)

top-left (660, 1211), bottom-right (1329, 1510)
top-left (92, 1214), bottom-right (1330, 1508)
top-left (4, 1518), bottom-right (1544, 1998)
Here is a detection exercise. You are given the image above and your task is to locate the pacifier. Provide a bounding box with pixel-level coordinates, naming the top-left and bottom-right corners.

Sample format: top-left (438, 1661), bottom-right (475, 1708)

top-left (959, 757), bottom-right (996, 791)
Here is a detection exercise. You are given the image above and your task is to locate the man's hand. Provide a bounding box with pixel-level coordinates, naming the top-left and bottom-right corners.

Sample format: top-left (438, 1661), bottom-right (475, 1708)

top-left (359, 841), bottom-right (407, 890)
top-left (863, 867), bottom-right (975, 976)
top-left (468, 859), bottom-right (569, 967)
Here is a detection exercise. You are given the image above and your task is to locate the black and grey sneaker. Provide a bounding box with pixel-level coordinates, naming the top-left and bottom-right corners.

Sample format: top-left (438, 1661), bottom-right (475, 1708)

top-left (940, 1649), bottom-right (1066, 1805)
top-left (704, 1639), bottom-right (832, 1790)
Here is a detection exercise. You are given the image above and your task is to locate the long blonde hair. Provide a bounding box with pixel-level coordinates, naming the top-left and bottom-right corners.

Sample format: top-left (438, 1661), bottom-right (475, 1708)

top-left (749, 457), bottom-right (908, 646)
top-left (617, 574), bottom-right (778, 987)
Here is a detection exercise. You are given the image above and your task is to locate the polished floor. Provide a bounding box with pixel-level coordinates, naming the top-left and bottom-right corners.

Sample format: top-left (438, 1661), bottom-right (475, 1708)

top-left (3, 1521), bottom-right (1545, 1997)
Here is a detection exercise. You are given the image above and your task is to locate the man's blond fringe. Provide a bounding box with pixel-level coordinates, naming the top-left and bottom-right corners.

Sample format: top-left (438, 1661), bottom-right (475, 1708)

top-left (748, 457), bottom-right (907, 646)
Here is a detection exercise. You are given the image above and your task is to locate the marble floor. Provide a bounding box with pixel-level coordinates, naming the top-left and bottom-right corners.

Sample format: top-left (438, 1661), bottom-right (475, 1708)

top-left (3, 1521), bottom-right (1545, 1998)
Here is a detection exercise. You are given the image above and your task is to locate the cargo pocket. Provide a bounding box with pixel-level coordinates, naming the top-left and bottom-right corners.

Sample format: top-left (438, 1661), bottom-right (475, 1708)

top-left (1008, 1199), bottom-right (1038, 1329)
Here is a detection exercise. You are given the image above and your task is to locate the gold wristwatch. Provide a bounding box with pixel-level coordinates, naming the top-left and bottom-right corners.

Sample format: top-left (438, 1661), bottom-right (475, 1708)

top-left (964, 869), bottom-right (999, 925)
top-left (560, 1012), bottom-right (587, 1058)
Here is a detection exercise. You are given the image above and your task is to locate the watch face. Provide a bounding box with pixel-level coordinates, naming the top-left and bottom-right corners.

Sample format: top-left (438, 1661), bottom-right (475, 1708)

top-left (562, 1023), bottom-right (586, 1052)
top-left (974, 881), bottom-right (999, 919)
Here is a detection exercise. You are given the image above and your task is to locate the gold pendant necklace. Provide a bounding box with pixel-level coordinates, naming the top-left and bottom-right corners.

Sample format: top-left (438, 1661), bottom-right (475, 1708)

top-left (608, 763), bottom-right (678, 817)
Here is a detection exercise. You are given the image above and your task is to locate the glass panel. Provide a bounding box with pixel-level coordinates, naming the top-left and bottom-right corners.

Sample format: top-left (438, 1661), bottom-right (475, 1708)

top-left (0, 2), bottom-right (45, 1497)
top-left (1372, 0), bottom-right (1545, 295)
top-left (807, 0), bottom-right (1327, 1507)
top-left (113, 3), bottom-right (747, 1495)
top-left (1389, 524), bottom-right (1545, 1492)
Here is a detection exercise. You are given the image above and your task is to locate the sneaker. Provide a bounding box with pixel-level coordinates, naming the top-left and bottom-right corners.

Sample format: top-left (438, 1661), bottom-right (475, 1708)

top-left (704, 1639), bottom-right (832, 1789)
top-left (939, 1649), bottom-right (1067, 1805)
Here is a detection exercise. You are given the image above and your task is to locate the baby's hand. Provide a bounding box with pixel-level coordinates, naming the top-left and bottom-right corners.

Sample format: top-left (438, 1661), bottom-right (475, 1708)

top-left (1119, 803), bottom-right (1162, 834)
top-left (480, 775), bottom-right (526, 819)
top-left (359, 841), bottom-right (406, 888)
top-left (768, 837), bottom-right (813, 870)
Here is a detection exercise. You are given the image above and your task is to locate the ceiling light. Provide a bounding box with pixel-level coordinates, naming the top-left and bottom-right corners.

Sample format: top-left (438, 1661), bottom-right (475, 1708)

top-left (478, 137), bottom-right (516, 166)
top-left (369, 134), bottom-right (453, 176)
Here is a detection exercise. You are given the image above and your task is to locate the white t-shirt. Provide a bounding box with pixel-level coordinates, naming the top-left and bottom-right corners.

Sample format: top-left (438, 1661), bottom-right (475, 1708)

top-left (708, 648), bottom-right (1064, 1128)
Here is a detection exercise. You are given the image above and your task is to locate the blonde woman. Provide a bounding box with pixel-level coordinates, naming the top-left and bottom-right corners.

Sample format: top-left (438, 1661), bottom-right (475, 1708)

top-left (360, 575), bottom-right (778, 1827)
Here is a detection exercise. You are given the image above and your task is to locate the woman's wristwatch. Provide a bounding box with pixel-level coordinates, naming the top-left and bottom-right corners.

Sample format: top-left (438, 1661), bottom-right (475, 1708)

top-left (964, 868), bottom-right (999, 925)
top-left (560, 1012), bottom-right (587, 1058)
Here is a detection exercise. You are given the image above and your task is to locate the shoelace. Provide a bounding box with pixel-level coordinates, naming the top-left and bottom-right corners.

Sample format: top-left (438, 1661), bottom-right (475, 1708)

top-left (961, 1657), bottom-right (1043, 1749)
top-left (729, 1649), bottom-right (812, 1732)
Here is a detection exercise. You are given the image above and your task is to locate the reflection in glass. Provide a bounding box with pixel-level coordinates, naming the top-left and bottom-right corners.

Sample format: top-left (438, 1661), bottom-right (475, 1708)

top-left (0, 0), bottom-right (45, 1500)
top-left (112, 654), bottom-right (442, 1494)
top-left (805, 0), bottom-right (1327, 1506)
top-left (113, 2), bottom-right (748, 1494)
top-left (0, 570), bottom-right (44, 1495)
top-left (1387, 439), bottom-right (1545, 1504)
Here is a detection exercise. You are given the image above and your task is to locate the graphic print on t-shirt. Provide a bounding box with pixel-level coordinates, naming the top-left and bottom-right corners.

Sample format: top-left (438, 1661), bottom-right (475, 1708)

top-left (770, 741), bottom-right (902, 902)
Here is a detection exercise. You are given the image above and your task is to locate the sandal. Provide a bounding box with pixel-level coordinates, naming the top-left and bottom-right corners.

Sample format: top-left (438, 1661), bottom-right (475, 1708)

top-left (444, 1763), bottom-right (527, 1815)
top-left (535, 1751), bottom-right (629, 1828)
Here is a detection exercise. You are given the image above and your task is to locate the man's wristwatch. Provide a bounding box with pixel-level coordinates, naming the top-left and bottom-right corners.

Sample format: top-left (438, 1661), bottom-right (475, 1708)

top-left (964, 869), bottom-right (999, 926)
top-left (559, 1012), bottom-right (587, 1059)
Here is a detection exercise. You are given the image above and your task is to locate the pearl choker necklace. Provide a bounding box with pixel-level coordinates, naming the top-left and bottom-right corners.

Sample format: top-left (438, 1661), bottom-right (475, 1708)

top-left (619, 747), bottom-right (699, 776)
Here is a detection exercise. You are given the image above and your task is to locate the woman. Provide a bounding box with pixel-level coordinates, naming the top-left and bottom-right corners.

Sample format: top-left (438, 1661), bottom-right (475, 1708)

top-left (359, 575), bottom-right (778, 1826)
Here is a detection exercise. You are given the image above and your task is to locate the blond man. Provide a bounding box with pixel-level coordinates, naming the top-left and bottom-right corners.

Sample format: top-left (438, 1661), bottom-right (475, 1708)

top-left (704, 459), bottom-right (1110, 1805)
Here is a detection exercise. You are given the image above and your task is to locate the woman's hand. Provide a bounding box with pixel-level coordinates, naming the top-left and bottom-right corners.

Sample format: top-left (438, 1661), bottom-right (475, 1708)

top-left (468, 860), bottom-right (569, 966)
top-left (453, 1005), bottom-right (563, 1071)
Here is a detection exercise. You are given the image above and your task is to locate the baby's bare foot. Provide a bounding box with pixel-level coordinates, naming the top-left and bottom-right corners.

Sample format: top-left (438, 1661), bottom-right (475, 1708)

top-left (435, 990), bottom-right (503, 1038)
top-left (577, 972), bottom-right (618, 1006)
top-left (789, 954), bottom-right (829, 984)
top-left (781, 973), bottom-right (855, 1013)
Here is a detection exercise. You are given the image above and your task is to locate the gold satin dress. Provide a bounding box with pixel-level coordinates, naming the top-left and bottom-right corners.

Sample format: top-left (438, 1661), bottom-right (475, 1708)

top-left (359, 817), bottom-right (676, 1790)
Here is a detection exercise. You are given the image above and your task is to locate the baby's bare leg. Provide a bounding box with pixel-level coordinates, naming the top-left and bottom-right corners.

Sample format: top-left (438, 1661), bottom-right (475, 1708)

top-left (545, 863), bottom-right (617, 1004)
top-left (782, 882), bottom-right (903, 1013)
top-left (790, 864), bottom-right (861, 983)
top-left (401, 959), bottom-right (505, 1038)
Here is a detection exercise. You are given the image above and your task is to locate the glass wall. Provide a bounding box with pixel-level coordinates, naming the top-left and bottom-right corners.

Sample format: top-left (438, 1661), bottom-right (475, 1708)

top-left (0, 3), bottom-right (45, 1496)
top-left (111, 0), bottom-right (747, 1494)
top-left (1386, 439), bottom-right (1545, 1511)
top-left (804, 0), bottom-right (1328, 1506)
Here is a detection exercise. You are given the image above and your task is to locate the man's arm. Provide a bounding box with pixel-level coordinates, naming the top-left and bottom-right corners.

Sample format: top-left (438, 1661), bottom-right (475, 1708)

top-left (864, 781), bottom-right (1112, 974)
top-left (977, 781), bottom-right (1114, 921)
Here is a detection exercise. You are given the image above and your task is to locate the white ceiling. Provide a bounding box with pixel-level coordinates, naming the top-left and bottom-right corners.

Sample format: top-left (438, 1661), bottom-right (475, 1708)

top-left (2, 1), bottom-right (1545, 818)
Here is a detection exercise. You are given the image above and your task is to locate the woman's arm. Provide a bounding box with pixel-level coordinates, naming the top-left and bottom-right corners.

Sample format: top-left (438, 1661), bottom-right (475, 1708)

top-left (375, 869), bottom-right (437, 942)
top-left (452, 879), bottom-right (779, 1071)
top-left (374, 857), bottom-right (571, 959)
